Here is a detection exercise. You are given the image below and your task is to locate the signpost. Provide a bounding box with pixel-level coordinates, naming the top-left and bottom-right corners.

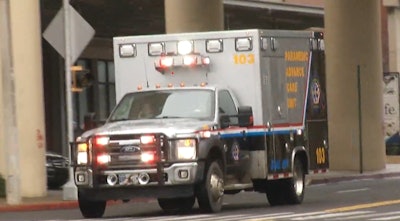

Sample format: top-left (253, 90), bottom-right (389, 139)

top-left (43, 0), bottom-right (94, 200)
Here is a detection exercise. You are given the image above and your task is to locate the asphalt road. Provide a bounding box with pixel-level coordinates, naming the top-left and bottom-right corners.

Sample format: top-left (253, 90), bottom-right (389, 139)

top-left (2, 177), bottom-right (400, 221)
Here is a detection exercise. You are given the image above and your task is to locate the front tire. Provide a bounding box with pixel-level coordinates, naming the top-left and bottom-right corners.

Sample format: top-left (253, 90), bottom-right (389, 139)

top-left (196, 161), bottom-right (224, 213)
top-left (158, 196), bottom-right (195, 214)
top-left (78, 192), bottom-right (106, 218)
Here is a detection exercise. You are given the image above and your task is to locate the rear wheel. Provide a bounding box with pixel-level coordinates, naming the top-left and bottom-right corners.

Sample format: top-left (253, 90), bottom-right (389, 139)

top-left (285, 157), bottom-right (305, 204)
top-left (157, 196), bottom-right (195, 214)
top-left (196, 161), bottom-right (224, 213)
top-left (78, 192), bottom-right (106, 218)
top-left (266, 157), bottom-right (305, 206)
top-left (266, 180), bottom-right (286, 206)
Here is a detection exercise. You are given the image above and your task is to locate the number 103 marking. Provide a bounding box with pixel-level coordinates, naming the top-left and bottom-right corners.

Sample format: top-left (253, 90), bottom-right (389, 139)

top-left (233, 53), bottom-right (255, 64)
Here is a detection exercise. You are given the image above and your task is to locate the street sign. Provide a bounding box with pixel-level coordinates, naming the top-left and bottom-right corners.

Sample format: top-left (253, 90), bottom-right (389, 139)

top-left (43, 5), bottom-right (95, 63)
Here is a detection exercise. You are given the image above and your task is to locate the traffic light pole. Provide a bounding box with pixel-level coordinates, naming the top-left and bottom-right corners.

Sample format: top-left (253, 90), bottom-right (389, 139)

top-left (62, 0), bottom-right (78, 200)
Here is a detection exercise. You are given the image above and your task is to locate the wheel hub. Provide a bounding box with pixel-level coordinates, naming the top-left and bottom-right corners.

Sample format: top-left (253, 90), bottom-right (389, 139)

top-left (294, 164), bottom-right (304, 196)
top-left (210, 173), bottom-right (224, 201)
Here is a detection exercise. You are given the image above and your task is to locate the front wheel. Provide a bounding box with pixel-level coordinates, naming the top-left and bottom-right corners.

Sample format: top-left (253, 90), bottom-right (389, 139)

top-left (158, 196), bottom-right (195, 214)
top-left (78, 192), bottom-right (106, 218)
top-left (196, 161), bottom-right (224, 213)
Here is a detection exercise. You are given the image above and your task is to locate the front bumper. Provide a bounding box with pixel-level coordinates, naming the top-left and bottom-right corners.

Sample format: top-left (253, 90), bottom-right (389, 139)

top-left (78, 184), bottom-right (195, 201)
top-left (75, 162), bottom-right (203, 188)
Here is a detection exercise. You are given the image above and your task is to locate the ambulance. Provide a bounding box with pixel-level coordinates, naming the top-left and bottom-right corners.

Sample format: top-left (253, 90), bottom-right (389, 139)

top-left (72, 29), bottom-right (329, 218)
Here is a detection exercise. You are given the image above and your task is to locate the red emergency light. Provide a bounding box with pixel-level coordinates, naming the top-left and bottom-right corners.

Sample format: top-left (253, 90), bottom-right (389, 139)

top-left (160, 56), bottom-right (174, 67)
top-left (154, 54), bottom-right (210, 73)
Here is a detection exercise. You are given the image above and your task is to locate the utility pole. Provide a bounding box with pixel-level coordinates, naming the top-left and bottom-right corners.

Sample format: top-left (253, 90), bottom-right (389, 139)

top-left (0, 0), bottom-right (21, 205)
top-left (62, 0), bottom-right (77, 200)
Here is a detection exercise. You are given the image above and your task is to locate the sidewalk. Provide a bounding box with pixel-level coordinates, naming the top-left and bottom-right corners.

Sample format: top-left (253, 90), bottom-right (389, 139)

top-left (1, 157), bottom-right (400, 212)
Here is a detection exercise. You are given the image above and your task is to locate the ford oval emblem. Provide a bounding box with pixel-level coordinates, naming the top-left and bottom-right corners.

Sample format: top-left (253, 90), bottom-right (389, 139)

top-left (120, 145), bottom-right (141, 153)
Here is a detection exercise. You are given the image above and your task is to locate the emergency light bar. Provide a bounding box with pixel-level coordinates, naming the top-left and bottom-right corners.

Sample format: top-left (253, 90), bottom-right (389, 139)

top-left (154, 54), bottom-right (210, 73)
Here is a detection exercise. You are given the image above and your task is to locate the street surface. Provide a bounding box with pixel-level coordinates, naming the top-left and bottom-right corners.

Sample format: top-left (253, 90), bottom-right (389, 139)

top-left (2, 177), bottom-right (400, 221)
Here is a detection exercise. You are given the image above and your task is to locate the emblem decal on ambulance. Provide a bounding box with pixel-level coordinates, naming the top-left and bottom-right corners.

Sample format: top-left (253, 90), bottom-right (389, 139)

top-left (311, 78), bottom-right (321, 105)
top-left (232, 142), bottom-right (240, 161)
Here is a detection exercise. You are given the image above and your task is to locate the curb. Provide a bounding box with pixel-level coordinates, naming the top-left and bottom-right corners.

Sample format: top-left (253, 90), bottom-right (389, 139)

top-left (0, 197), bottom-right (155, 212)
top-left (0, 201), bottom-right (78, 212)
top-left (309, 171), bottom-right (400, 185)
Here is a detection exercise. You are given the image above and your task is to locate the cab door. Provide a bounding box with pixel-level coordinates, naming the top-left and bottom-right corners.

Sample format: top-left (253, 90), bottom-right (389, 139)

top-left (218, 90), bottom-right (251, 183)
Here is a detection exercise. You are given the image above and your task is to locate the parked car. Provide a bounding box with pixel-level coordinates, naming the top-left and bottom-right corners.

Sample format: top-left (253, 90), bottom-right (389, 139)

top-left (46, 152), bottom-right (69, 189)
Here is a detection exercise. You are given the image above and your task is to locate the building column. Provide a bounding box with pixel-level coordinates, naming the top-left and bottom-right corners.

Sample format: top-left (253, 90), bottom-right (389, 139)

top-left (325, 0), bottom-right (385, 171)
top-left (164, 0), bottom-right (223, 33)
top-left (0, 0), bottom-right (46, 198)
top-left (386, 3), bottom-right (400, 72)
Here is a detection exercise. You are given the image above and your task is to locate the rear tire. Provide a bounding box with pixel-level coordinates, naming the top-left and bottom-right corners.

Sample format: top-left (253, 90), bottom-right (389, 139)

top-left (266, 180), bottom-right (286, 206)
top-left (78, 192), bottom-right (106, 218)
top-left (266, 157), bottom-right (305, 206)
top-left (158, 196), bottom-right (195, 214)
top-left (196, 161), bottom-right (224, 213)
top-left (285, 157), bottom-right (305, 204)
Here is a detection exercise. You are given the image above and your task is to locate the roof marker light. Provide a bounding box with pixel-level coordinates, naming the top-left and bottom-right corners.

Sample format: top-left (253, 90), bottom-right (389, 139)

top-left (235, 37), bottom-right (252, 51)
top-left (155, 84), bottom-right (161, 88)
top-left (148, 42), bottom-right (165, 56)
top-left (206, 39), bottom-right (223, 53)
top-left (119, 44), bottom-right (136, 57)
top-left (318, 39), bottom-right (325, 51)
top-left (260, 37), bottom-right (268, 51)
top-left (180, 82), bottom-right (185, 87)
top-left (168, 83), bottom-right (173, 88)
top-left (137, 85), bottom-right (143, 90)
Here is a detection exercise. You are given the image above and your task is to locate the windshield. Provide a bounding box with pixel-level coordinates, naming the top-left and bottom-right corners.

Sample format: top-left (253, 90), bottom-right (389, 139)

top-left (108, 89), bottom-right (215, 122)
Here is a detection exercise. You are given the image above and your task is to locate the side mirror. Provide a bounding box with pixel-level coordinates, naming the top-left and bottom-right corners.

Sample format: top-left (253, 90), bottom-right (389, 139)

top-left (220, 115), bottom-right (231, 129)
top-left (238, 106), bottom-right (253, 127)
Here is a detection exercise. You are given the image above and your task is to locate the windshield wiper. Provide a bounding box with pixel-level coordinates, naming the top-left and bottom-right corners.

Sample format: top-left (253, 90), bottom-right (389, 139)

top-left (156, 116), bottom-right (182, 119)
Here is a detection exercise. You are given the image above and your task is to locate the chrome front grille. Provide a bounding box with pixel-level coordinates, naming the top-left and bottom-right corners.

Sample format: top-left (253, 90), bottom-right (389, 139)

top-left (102, 133), bottom-right (167, 167)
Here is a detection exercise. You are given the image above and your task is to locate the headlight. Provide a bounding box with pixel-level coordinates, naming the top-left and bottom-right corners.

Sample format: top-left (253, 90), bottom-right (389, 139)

top-left (77, 143), bottom-right (88, 165)
top-left (77, 152), bottom-right (88, 165)
top-left (176, 139), bottom-right (196, 160)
